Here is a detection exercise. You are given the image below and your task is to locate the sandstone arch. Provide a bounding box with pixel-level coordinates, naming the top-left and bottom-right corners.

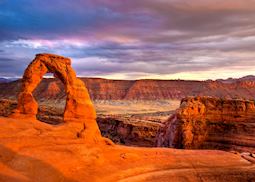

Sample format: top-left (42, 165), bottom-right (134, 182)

top-left (14, 53), bottom-right (96, 122)
top-left (12, 53), bottom-right (114, 144)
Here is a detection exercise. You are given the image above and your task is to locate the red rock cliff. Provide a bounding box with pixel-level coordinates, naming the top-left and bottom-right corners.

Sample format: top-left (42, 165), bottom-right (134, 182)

top-left (156, 96), bottom-right (255, 152)
top-left (1, 78), bottom-right (255, 101)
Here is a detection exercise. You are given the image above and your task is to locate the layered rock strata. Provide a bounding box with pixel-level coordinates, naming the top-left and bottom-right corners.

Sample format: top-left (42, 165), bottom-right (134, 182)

top-left (97, 116), bottom-right (163, 146)
top-left (156, 97), bottom-right (255, 152)
top-left (1, 77), bottom-right (255, 101)
top-left (0, 99), bottom-right (166, 146)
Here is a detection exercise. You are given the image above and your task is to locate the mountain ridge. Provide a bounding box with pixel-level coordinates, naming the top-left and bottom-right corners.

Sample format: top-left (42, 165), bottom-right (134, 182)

top-left (0, 75), bottom-right (255, 100)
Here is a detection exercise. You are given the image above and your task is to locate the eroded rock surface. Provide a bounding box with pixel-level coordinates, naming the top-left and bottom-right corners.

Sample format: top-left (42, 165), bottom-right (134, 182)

top-left (13, 53), bottom-right (96, 121)
top-left (1, 76), bottom-right (255, 101)
top-left (98, 116), bottom-right (163, 146)
top-left (0, 99), bottom-right (17, 117)
top-left (0, 99), bottom-right (168, 146)
top-left (0, 116), bottom-right (255, 182)
top-left (10, 53), bottom-right (107, 143)
top-left (157, 96), bottom-right (255, 152)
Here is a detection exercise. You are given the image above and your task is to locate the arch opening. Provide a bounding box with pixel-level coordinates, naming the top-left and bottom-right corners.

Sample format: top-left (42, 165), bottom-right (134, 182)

top-left (13, 53), bottom-right (96, 123)
top-left (10, 53), bottom-right (114, 144)
top-left (43, 73), bottom-right (54, 78)
top-left (34, 76), bottom-right (66, 125)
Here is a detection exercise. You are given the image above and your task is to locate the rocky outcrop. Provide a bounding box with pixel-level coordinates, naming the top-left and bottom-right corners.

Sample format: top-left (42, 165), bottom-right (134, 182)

top-left (156, 97), bottom-right (255, 152)
top-left (97, 117), bottom-right (163, 146)
top-left (13, 53), bottom-right (96, 122)
top-left (0, 98), bottom-right (166, 146)
top-left (0, 99), bottom-right (17, 117)
top-left (10, 53), bottom-right (110, 144)
top-left (0, 116), bottom-right (255, 182)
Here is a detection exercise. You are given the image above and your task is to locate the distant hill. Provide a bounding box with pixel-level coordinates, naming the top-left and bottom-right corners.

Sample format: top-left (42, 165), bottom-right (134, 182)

top-left (239, 75), bottom-right (255, 81)
top-left (216, 75), bottom-right (255, 84)
top-left (0, 78), bottom-right (9, 83)
top-left (0, 75), bottom-right (255, 101)
top-left (0, 77), bottom-right (18, 83)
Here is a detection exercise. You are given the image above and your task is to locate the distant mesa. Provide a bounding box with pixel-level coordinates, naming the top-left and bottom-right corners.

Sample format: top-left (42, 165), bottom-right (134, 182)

top-left (0, 78), bottom-right (8, 83)
top-left (1, 75), bottom-right (255, 101)
top-left (0, 78), bottom-right (17, 83)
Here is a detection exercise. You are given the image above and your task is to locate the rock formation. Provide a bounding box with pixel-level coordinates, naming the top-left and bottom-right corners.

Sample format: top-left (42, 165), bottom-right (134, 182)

top-left (1, 115), bottom-right (255, 181)
top-left (11, 53), bottom-right (106, 143)
top-left (1, 76), bottom-right (255, 101)
top-left (13, 53), bottom-right (95, 121)
top-left (0, 98), bottom-right (166, 146)
top-left (0, 55), bottom-right (255, 180)
top-left (97, 116), bottom-right (163, 146)
top-left (0, 99), bottom-right (17, 117)
top-left (156, 96), bottom-right (255, 152)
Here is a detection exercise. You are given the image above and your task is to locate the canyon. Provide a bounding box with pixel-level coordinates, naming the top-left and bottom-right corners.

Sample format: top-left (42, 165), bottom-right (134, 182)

top-left (0, 99), bottom-right (173, 147)
top-left (1, 75), bottom-right (255, 149)
top-left (157, 96), bottom-right (255, 153)
top-left (2, 96), bottom-right (255, 153)
top-left (0, 53), bottom-right (254, 182)
top-left (1, 74), bottom-right (255, 149)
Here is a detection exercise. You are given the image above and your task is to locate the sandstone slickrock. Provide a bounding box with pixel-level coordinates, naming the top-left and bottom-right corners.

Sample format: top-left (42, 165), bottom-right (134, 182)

top-left (156, 96), bottom-right (255, 153)
top-left (10, 53), bottom-right (108, 143)
top-left (0, 116), bottom-right (255, 182)
top-left (0, 53), bottom-right (255, 180)
top-left (0, 98), bottom-right (169, 146)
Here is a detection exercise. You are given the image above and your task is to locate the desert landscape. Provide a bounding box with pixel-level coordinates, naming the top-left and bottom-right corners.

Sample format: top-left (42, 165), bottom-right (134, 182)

top-left (1, 1), bottom-right (255, 181)
top-left (1, 74), bottom-right (255, 148)
top-left (0, 54), bottom-right (254, 182)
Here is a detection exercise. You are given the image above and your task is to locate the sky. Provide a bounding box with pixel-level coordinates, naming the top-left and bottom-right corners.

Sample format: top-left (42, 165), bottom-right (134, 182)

top-left (0, 0), bottom-right (255, 80)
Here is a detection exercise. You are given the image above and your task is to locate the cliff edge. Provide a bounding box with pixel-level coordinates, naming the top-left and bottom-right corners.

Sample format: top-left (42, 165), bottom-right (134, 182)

top-left (157, 96), bottom-right (255, 153)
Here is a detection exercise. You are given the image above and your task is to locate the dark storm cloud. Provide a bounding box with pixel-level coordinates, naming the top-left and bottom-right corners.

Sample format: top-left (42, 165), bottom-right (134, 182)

top-left (0, 57), bottom-right (27, 77)
top-left (0, 0), bottom-right (255, 79)
top-left (0, 57), bottom-right (16, 62)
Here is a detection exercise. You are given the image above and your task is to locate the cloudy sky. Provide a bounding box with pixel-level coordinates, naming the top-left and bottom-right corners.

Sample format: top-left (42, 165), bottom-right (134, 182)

top-left (0, 0), bottom-right (255, 80)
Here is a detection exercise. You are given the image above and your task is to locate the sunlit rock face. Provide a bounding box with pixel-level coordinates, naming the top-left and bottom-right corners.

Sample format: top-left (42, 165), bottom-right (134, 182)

top-left (9, 53), bottom-right (114, 144)
top-left (13, 53), bottom-right (96, 121)
top-left (156, 96), bottom-right (255, 152)
top-left (2, 77), bottom-right (255, 102)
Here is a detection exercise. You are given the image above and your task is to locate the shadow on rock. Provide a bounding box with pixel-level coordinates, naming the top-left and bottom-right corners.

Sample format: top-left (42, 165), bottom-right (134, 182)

top-left (0, 145), bottom-right (77, 182)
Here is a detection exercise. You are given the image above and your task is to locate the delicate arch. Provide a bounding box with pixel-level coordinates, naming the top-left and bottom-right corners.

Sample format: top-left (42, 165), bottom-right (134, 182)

top-left (14, 53), bottom-right (96, 122)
